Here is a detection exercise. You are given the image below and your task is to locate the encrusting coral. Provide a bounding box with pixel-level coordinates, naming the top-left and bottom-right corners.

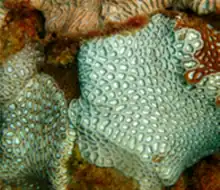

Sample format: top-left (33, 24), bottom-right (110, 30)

top-left (0, 41), bottom-right (76, 189)
top-left (0, 4), bottom-right (136, 190)
top-left (68, 13), bottom-right (220, 190)
top-left (0, 43), bottom-right (43, 104)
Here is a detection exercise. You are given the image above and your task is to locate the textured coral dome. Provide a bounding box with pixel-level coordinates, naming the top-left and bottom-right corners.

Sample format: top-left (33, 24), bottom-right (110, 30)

top-left (68, 14), bottom-right (220, 190)
top-left (0, 43), bottom-right (76, 189)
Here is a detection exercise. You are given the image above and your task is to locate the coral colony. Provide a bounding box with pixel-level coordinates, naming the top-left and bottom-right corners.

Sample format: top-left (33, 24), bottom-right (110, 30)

top-left (0, 0), bottom-right (219, 190)
top-left (69, 14), bottom-right (219, 190)
top-left (0, 42), bottom-right (76, 189)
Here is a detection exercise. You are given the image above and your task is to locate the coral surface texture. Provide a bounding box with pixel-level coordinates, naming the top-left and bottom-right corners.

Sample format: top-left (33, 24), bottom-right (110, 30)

top-left (0, 43), bottom-right (76, 189)
top-left (69, 14), bottom-right (220, 190)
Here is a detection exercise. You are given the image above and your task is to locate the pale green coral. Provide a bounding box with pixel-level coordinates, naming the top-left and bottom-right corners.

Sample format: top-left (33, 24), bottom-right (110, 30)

top-left (69, 14), bottom-right (220, 190)
top-left (0, 43), bottom-right (76, 189)
top-left (196, 73), bottom-right (220, 105)
top-left (0, 43), bottom-right (44, 105)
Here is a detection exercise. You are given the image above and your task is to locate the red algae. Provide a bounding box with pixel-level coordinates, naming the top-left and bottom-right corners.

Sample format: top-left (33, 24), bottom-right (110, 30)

top-left (192, 154), bottom-right (220, 190)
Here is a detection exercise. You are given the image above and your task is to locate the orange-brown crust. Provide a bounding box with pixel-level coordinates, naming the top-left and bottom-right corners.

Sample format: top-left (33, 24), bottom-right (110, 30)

top-left (4, 0), bottom-right (33, 10)
top-left (65, 146), bottom-right (139, 190)
top-left (79, 14), bottom-right (149, 39)
top-left (169, 154), bottom-right (220, 190)
top-left (0, 9), bottom-right (43, 62)
top-left (217, 2), bottom-right (220, 14)
top-left (39, 53), bottom-right (80, 102)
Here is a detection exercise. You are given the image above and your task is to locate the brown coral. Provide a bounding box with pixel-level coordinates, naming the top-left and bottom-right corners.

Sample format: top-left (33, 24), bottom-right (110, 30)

top-left (4, 0), bottom-right (220, 40)
top-left (30, 0), bottom-right (151, 39)
top-left (5, 0), bottom-right (220, 40)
